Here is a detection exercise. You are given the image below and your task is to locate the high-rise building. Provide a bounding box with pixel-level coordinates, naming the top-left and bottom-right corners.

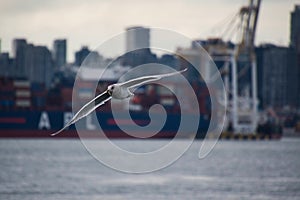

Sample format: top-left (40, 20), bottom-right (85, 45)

top-left (11, 39), bottom-right (54, 87)
top-left (31, 46), bottom-right (53, 88)
top-left (256, 44), bottom-right (297, 109)
top-left (290, 5), bottom-right (300, 108)
top-left (122, 26), bottom-right (156, 67)
top-left (126, 26), bottom-right (150, 52)
top-left (75, 46), bottom-right (106, 68)
top-left (75, 46), bottom-right (90, 66)
top-left (53, 39), bottom-right (66, 68)
top-left (290, 5), bottom-right (300, 48)
top-left (0, 53), bottom-right (13, 77)
top-left (176, 39), bottom-right (233, 81)
top-left (13, 39), bottom-right (27, 78)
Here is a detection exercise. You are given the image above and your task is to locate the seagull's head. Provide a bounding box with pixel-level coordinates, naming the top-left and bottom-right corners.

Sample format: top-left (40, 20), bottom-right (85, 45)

top-left (107, 84), bottom-right (120, 96)
top-left (107, 84), bottom-right (115, 95)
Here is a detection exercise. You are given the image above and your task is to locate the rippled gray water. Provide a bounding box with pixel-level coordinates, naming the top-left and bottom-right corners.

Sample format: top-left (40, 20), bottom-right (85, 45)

top-left (0, 138), bottom-right (299, 200)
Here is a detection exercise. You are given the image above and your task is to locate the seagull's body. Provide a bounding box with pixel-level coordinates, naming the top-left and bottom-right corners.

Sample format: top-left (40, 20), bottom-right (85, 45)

top-left (51, 68), bottom-right (187, 136)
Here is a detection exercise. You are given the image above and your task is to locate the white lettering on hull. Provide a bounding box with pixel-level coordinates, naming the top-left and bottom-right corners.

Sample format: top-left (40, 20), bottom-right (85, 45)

top-left (38, 112), bottom-right (51, 130)
top-left (38, 111), bottom-right (97, 130)
top-left (64, 112), bottom-right (73, 129)
top-left (86, 115), bottom-right (96, 130)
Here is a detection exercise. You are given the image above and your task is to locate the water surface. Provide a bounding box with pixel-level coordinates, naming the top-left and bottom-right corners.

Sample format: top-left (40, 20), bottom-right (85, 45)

top-left (0, 138), bottom-right (299, 199)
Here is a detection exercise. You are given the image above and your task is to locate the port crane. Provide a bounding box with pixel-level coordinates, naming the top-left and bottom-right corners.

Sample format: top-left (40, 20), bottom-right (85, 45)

top-left (229, 0), bottom-right (261, 133)
top-left (209, 0), bottom-right (261, 133)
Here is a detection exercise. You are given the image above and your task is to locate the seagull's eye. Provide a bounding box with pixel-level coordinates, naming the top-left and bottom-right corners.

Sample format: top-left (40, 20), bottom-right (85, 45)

top-left (108, 86), bottom-right (115, 92)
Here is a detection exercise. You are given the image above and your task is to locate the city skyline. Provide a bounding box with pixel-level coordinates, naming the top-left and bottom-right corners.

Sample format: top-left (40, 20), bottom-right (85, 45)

top-left (0, 0), bottom-right (299, 62)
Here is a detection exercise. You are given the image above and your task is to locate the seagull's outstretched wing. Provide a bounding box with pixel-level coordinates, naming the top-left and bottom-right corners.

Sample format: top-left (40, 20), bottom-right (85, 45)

top-left (119, 68), bottom-right (187, 89)
top-left (51, 90), bottom-right (112, 136)
top-left (51, 68), bottom-right (186, 136)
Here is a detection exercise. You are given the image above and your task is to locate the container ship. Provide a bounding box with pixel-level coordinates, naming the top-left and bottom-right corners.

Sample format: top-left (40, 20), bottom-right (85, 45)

top-left (0, 75), bottom-right (211, 138)
top-left (0, 75), bottom-right (282, 139)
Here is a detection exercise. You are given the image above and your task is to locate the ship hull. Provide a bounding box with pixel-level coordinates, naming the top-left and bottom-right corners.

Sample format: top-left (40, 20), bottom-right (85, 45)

top-left (0, 111), bottom-right (209, 138)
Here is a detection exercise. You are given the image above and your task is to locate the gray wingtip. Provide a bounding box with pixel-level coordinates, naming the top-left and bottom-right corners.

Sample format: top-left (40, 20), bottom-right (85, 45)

top-left (181, 68), bottom-right (188, 73)
top-left (50, 124), bottom-right (70, 136)
top-left (50, 129), bottom-right (64, 136)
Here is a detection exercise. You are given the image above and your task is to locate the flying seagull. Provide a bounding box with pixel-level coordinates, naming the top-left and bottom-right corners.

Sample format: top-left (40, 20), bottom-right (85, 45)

top-left (51, 68), bottom-right (187, 136)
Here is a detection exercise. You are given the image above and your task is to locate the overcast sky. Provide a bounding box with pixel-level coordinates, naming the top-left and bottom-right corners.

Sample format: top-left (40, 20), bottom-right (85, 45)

top-left (0, 0), bottom-right (299, 62)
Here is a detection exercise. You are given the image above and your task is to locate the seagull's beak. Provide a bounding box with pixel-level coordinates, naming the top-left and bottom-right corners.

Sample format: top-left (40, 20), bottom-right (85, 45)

top-left (107, 89), bottom-right (112, 96)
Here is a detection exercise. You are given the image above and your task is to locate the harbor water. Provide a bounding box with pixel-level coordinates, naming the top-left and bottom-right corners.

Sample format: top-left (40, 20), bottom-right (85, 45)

top-left (0, 138), bottom-right (299, 199)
